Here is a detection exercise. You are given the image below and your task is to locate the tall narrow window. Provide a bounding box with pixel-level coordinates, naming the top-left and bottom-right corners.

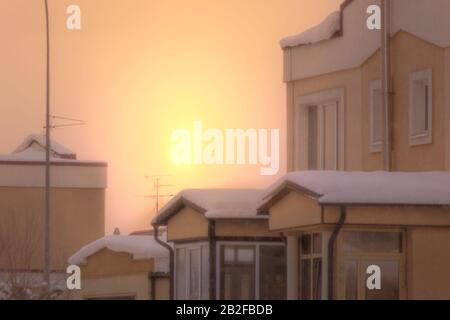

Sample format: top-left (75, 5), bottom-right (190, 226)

top-left (307, 103), bottom-right (338, 170)
top-left (220, 246), bottom-right (256, 300)
top-left (260, 245), bottom-right (287, 300)
top-left (370, 80), bottom-right (382, 152)
top-left (409, 69), bottom-right (432, 146)
top-left (299, 233), bottom-right (323, 300)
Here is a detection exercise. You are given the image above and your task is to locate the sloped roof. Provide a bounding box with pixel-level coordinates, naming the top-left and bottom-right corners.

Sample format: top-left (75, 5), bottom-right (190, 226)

top-left (68, 234), bottom-right (170, 272)
top-left (259, 171), bottom-right (450, 209)
top-left (152, 189), bottom-right (266, 225)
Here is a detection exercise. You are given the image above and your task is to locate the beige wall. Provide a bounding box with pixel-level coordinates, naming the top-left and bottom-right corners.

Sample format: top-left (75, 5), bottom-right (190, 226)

top-left (288, 31), bottom-right (449, 173)
top-left (0, 187), bottom-right (105, 271)
top-left (406, 227), bottom-right (450, 299)
top-left (167, 207), bottom-right (209, 242)
top-left (71, 248), bottom-right (169, 300)
top-left (288, 68), bottom-right (363, 172)
top-left (215, 219), bottom-right (274, 238)
top-left (71, 273), bottom-right (151, 300)
top-left (269, 191), bottom-right (322, 232)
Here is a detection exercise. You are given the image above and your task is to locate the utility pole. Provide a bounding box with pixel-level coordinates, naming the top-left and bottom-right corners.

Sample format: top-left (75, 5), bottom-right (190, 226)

top-left (43, 0), bottom-right (51, 289)
top-left (145, 176), bottom-right (174, 214)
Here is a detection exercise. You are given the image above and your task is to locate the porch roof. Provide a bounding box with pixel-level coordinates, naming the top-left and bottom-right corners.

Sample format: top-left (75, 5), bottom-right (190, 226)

top-left (259, 171), bottom-right (450, 209)
top-left (152, 189), bottom-right (266, 225)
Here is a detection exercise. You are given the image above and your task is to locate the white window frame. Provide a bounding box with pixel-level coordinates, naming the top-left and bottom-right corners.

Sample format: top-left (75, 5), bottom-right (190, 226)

top-left (216, 241), bottom-right (285, 300)
top-left (174, 242), bottom-right (209, 300)
top-left (369, 80), bottom-right (383, 153)
top-left (294, 88), bottom-right (345, 171)
top-left (299, 231), bottom-right (330, 300)
top-left (409, 69), bottom-right (433, 146)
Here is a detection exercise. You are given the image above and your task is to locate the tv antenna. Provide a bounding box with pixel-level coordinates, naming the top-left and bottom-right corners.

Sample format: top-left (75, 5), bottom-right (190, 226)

top-left (144, 175), bottom-right (175, 214)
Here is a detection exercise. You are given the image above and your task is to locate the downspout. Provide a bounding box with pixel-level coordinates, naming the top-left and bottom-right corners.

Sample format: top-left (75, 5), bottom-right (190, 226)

top-left (153, 224), bottom-right (174, 300)
top-left (381, 0), bottom-right (392, 171)
top-left (208, 221), bottom-right (216, 300)
top-left (328, 206), bottom-right (347, 300)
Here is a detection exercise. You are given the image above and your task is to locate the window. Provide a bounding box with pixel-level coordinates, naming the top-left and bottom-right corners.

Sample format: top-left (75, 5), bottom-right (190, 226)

top-left (175, 244), bottom-right (209, 300)
top-left (369, 80), bottom-right (382, 153)
top-left (218, 243), bottom-right (286, 300)
top-left (409, 69), bottom-right (432, 146)
top-left (299, 233), bottom-right (323, 300)
top-left (307, 103), bottom-right (338, 170)
top-left (220, 245), bottom-right (256, 300)
top-left (295, 88), bottom-right (344, 171)
top-left (340, 230), bottom-right (404, 300)
top-left (260, 245), bottom-right (286, 300)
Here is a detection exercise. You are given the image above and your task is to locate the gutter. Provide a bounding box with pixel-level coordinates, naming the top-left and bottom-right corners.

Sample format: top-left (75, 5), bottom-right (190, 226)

top-left (152, 224), bottom-right (174, 300)
top-left (327, 206), bottom-right (347, 300)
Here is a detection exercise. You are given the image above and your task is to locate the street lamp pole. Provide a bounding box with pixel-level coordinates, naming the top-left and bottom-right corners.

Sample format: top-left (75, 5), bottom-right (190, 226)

top-left (44, 0), bottom-right (51, 289)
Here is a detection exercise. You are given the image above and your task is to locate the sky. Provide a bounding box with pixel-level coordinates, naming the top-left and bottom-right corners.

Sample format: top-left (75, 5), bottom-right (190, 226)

top-left (0, 0), bottom-right (341, 234)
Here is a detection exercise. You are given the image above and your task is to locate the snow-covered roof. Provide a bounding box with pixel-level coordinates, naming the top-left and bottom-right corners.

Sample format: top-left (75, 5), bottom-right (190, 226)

top-left (68, 234), bottom-right (170, 273)
top-left (153, 189), bottom-right (266, 225)
top-left (0, 134), bottom-right (106, 166)
top-left (280, 11), bottom-right (341, 49)
top-left (260, 171), bottom-right (450, 208)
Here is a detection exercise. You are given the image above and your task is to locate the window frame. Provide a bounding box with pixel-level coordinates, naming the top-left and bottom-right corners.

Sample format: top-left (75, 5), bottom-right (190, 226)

top-left (294, 88), bottom-right (345, 171)
top-left (369, 79), bottom-right (383, 153)
top-left (174, 242), bottom-right (209, 300)
top-left (409, 69), bottom-right (433, 146)
top-left (216, 241), bottom-right (285, 300)
top-left (337, 228), bottom-right (406, 300)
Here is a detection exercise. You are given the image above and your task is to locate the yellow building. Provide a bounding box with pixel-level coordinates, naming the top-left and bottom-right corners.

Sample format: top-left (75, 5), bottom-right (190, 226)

top-left (0, 135), bottom-right (107, 290)
top-left (68, 234), bottom-right (170, 300)
top-left (152, 189), bottom-right (286, 300)
top-left (267, 0), bottom-right (450, 300)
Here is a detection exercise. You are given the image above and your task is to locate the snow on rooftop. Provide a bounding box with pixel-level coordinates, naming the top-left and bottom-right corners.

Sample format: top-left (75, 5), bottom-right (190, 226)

top-left (280, 11), bottom-right (341, 49)
top-left (261, 171), bottom-right (450, 206)
top-left (0, 134), bottom-right (77, 162)
top-left (153, 189), bottom-right (266, 224)
top-left (68, 234), bottom-right (170, 272)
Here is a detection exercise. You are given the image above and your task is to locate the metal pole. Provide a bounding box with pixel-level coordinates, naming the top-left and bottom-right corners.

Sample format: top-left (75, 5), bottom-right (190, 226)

top-left (44, 0), bottom-right (51, 289)
top-left (381, 0), bottom-right (392, 171)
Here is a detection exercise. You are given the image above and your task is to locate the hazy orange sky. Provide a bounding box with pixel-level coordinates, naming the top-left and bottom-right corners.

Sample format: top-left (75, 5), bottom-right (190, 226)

top-left (0, 0), bottom-right (341, 233)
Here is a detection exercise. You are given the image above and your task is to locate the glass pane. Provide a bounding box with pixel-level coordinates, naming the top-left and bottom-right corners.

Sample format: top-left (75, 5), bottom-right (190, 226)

top-left (312, 258), bottom-right (322, 300)
top-left (301, 234), bottom-right (311, 255)
top-left (313, 233), bottom-right (322, 254)
top-left (176, 248), bottom-right (186, 300)
top-left (372, 88), bottom-right (382, 144)
top-left (189, 249), bottom-right (200, 300)
top-left (344, 260), bottom-right (358, 300)
top-left (342, 231), bottom-right (402, 254)
top-left (412, 80), bottom-right (429, 136)
top-left (260, 246), bottom-right (286, 300)
top-left (308, 106), bottom-right (318, 170)
top-left (237, 248), bottom-right (254, 264)
top-left (220, 246), bottom-right (256, 300)
top-left (300, 260), bottom-right (311, 300)
top-left (323, 103), bottom-right (337, 170)
top-left (201, 245), bottom-right (209, 300)
top-left (224, 248), bottom-right (234, 263)
top-left (364, 260), bottom-right (399, 300)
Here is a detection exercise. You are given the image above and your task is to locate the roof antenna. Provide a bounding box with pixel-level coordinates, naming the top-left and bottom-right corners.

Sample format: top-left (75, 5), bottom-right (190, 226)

top-left (144, 175), bottom-right (175, 214)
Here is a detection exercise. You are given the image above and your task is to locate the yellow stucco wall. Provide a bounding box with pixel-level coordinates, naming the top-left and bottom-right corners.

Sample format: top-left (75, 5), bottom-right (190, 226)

top-left (80, 248), bottom-right (154, 277)
top-left (288, 31), bottom-right (450, 173)
top-left (406, 227), bottom-right (450, 299)
top-left (269, 191), bottom-right (322, 232)
top-left (288, 68), bottom-right (363, 172)
top-left (167, 206), bottom-right (209, 242)
top-left (71, 248), bottom-right (169, 300)
top-left (215, 219), bottom-right (274, 238)
top-left (0, 187), bottom-right (105, 271)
